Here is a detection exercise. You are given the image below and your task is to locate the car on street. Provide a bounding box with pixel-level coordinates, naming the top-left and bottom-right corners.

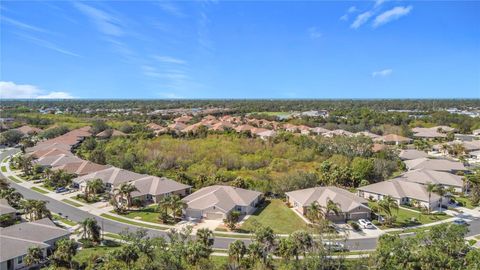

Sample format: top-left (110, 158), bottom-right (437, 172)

top-left (453, 219), bottom-right (468, 226)
top-left (55, 187), bottom-right (69, 193)
top-left (358, 219), bottom-right (374, 229)
top-left (323, 241), bottom-right (348, 252)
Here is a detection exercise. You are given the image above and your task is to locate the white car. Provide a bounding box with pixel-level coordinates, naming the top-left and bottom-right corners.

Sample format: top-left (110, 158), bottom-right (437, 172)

top-left (358, 219), bottom-right (374, 229)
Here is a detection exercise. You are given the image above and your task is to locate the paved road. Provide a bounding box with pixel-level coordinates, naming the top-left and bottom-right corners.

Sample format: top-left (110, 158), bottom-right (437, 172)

top-left (0, 148), bottom-right (399, 251)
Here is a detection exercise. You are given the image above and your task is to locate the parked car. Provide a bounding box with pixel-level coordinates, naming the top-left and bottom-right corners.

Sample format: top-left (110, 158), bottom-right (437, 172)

top-left (55, 187), bottom-right (68, 193)
top-left (358, 219), bottom-right (374, 229)
top-left (453, 219), bottom-right (468, 226)
top-left (323, 241), bottom-right (348, 252)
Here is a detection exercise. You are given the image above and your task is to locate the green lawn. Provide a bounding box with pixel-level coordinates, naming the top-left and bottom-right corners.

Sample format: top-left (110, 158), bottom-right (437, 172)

top-left (31, 186), bottom-right (49, 194)
top-left (116, 206), bottom-right (160, 223)
top-left (369, 202), bottom-right (450, 228)
top-left (1, 166), bottom-right (7, 172)
top-left (8, 175), bottom-right (22, 183)
top-left (100, 213), bottom-right (169, 230)
top-left (455, 196), bottom-right (476, 209)
top-left (74, 246), bottom-right (120, 264)
top-left (41, 184), bottom-right (55, 191)
top-left (62, 199), bottom-right (83, 207)
top-left (52, 214), bottom-right (77, 226)
top-left (240, 199), bottom-right (309, 234)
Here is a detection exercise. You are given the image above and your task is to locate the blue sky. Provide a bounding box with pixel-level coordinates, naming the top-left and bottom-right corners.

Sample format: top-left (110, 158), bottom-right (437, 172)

top-left (1, 0), bottom-right (479, 99)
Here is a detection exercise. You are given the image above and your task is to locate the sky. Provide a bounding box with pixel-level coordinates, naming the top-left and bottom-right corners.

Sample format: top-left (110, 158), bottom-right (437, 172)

top-left (1, 0), bottom-right (479, 99)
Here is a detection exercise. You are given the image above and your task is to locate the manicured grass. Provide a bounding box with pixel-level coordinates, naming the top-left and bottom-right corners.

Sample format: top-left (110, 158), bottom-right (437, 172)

top-left (62, 198), bottom-right (83, 207)
top-left (52, 214), bottom-right (77, 226)
top-left (387, 222), bottom-right (453, 235)
top-left (41, 184), bottom-right (55, 191)
top-left (8, 175), bottom-right (22, 183)
top-left (240, 199), bottom-right (309, 234)
top-left (1, 166), bottom-right (7, 172)
top-left (74, 246), bottom-right (120, 264)
top-left (100, 213), bottom-right (169, 230)
top-left (369, 202), bottom-right (450, 229)
top-left (31, 186), bottom-right (49, 194)
top-left (117, 206), bottom-right (160, 223)
top-left (455, 196), bottom-right (476, 209)
top-left (214, 232), bottom-right (252, 239)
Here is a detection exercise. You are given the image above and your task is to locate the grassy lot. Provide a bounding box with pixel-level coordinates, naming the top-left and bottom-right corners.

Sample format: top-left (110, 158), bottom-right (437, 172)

top-left (369, 202), bottom-right (450, 229)
top-left (240, 199), bottom-right (309, 234)
top-left (52, 214), bottom-right (77, 226)
top-left (455, 196), bottom-right (476, 209)
top-left (116, 206), bottom-right (160, 223)
top-left (31, 186), bottom-right (50, 194)
top-left (8, 175), bottom-right (22, 183)
top-left (1, 166), bottom-right (7, 172)
top-left (74, 246), bottom-right (121, 264)
top-left (100, 213), bottom-right (169, 230)
top-left (62, 198), bottom-right (83, 207)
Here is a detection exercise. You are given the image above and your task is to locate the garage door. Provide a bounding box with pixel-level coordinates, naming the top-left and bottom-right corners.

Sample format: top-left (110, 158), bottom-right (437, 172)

top-left (205, 212), bottom-right (224, 220)
top-left (186, 209), bottom-right (202, 219)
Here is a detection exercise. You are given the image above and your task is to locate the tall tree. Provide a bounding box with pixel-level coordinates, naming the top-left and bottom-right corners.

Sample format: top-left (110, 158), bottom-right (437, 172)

top-left (228, 240), bottom-right (246, 267)
top-left (24, 246), bottom-right (44, 267)
top-left (426, 182), bottom-right (437, 214)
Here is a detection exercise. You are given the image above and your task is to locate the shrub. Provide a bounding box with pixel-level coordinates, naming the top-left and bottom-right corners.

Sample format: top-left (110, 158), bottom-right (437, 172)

top-left (349, 221), bottom-right (361, 231)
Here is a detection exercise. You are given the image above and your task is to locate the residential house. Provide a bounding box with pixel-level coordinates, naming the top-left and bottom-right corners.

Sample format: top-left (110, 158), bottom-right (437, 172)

top-left (129, 176), bottom-right (191, 203)
top-left (0, 218), bottom-right (70, 270)
top-left (323, 129), bottom-right (354, 137)
top-left (397, 169), bottom-right (464, 192)
top-left (404, 158), bottom-right (467, 173)
top-left (310, 127), bottom-right (330, 135)
top-left (182, 185), bottom-right (262, 220)
top-left (374, 134), bottom-right (412, 145)
top-left (73, 167), bottom-right (145, 192)
top-left (96, 129), bottom-right (126, 139)
top-left (356, 131), bottom-right (380, 139)
top-left (399, 149), bottom-right (429, 160)
top-left (33, 154), bottom-right (83, 168)
top-left (52, 160), bottom-right (110, 177)
top-left (286, 186), bottom-right (371, 222)
top-left (357, 179), bottom-right (442, 209)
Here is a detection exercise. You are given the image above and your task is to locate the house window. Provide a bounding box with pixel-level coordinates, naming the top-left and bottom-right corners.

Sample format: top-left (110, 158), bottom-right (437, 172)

top-left (17, 255), bottom-right (24, 264)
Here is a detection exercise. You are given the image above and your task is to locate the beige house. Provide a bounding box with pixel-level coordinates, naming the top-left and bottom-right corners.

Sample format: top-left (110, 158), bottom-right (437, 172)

top-left (399, 149), bottom-right (429, 160)
top-left (33, 154), bottom-right (83, 168)
top-left (129, 176), bottom-right (191, 203)
top-left (52, 160), bottom-right (110, 177)
top-left (286, 186), bottom-right (371, 222)
top-left (182, 185), bottom-right (262, 220)
top-left (73, 166), bottom-right (145, 192)
top-left (0, 218), bottom-right (70, 270)
top-left (404, 158), bottom-right (467, 173)
top-left (357, 179), bottom-right (441, 209)
top-left (398, 169), bottom-right (464, 193)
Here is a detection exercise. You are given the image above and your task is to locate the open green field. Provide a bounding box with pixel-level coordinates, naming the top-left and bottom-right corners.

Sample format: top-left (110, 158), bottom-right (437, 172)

top-left (31, 186), bottom-right (49, 194)
top-left (62, 198), bottom-right (83, 207)
top-left (100, 213), bottom-right (169, 230)
top-left (240, 199), bottom-right (309, 234)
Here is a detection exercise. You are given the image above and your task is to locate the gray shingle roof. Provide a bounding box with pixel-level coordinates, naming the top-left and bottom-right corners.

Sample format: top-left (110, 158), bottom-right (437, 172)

top-left (0, 199), bottom-right (16, 216)
top-left (130, 176), bottom-right (191, 197)
top-left (286, 186), bottom-right (370, 213)
top-left (404, 158), bottom-right (467, 172)
top-left (182, 185), bottom-right (261, 213)
top-left (398, 169), bottom-right (463, 188)
top-left (73, 166), bottom-right (145, 187)
top-left (358, 178), bottom-right (440, 202)
top-left (399, 149), bottom-right (429, 160)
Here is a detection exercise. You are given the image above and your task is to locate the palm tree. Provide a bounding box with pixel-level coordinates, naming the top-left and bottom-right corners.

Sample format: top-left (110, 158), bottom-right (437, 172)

top-left (435, 185), bottom-right (446, 213)
top-left (114, 183), bottom-right (138, 209)
top-left (81, 218), bottom-right (101, 243)
top-left (378, 196), bottom-right (399, 226)
top-left (85, 179), bottom-right (104, 202)
top-left (170, 194), bottom-right (186, 221)
top-left (323, 198), bottom-right (341, 218)
top-left (24, 246), bottom-right (44, 266)
top-left (228, 240), bottom-right (246, 267)
top-left (306, 201), bottom-right (323, 224)
top-left (247, 241), bottom-right (264, 265)
top-left (196, 228), bottom-right (213, 247)
top-left (21, 199), bottom-right (49, 221)
top-left (276, 237), bottom-right (295, 262)
top-left (0, 187), bottom-right (23, 208)
top-left (223, 210), bottom-right (241, 231)
top-left (426, 182), bottom-right (437, 214)
top-left (290, 230), bottom-right (313, 260)
top-left (51, 239), bottom-right (78, 269)
top-left (156, 195), bottom-right (172, 223)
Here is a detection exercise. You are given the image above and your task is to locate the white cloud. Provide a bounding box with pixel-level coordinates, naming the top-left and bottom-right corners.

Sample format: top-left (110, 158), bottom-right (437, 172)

top-left (16, 33), bottom-right (81, 57)
top-left (348, 6), bottom-right (358, 13)
top-left (308, 27), bottom-right (322, 39)
top-left (373, 6), bottom-right (413, 27)
top-left (372, 69), bottom-right (393, 78)
top-left (153, 55), bottom-right (187, 65)
top-left (156, 1), bottom-right (186, 18)
top-left (1, 16), bottom-right (50, 33)
top-left (73, 2), bottom-right (124, 37)
top-left (351, 11), bottom-right (374, 29)
top-left (0, 81), bottom-right (74, 99)
top-left (374, 0), bottom-right (386, 8)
